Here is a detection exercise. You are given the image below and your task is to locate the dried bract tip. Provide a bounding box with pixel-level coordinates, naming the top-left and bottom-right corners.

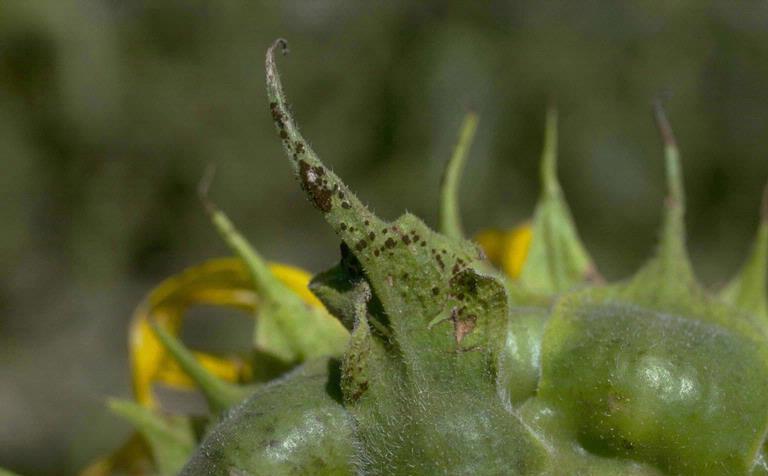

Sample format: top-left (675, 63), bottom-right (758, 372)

top-left (268, 38), bottom-right (289, 57)
top-left (653, 99), bottom-right (677, 148)
top-left (197, 163), bottom-right (218, 215)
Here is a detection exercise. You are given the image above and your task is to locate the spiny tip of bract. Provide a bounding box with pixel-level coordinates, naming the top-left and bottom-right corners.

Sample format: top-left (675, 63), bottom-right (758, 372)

top-left (652, 100), bottom-right (685, 212)
top-left (438, 111), bottom-right (479, 240)
top-left (540, 105), bottom-right (559, 196)
top-left (197, 163), bottom-right (218, 215)
top-left (653, 99), bottom-right (677, 148)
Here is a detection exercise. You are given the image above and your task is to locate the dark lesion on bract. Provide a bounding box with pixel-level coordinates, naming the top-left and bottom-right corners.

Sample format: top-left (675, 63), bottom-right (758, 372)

top-left (298, 159), bottom-right (334, 213)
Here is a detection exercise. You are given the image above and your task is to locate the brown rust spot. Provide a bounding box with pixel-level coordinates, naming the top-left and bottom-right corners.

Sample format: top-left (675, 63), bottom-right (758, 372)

top-left (298, 160), bottom-right (333, 213)
top-left (349, 381), bottom-right (369, 402)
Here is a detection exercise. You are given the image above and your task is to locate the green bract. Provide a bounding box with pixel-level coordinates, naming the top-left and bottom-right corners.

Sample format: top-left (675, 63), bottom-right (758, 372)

top-left (112, 40), bottom-right (768, 475)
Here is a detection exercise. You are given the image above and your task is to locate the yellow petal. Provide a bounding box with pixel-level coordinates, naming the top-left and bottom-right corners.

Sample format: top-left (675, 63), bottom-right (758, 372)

top-left (153, 351), bottom-right (247, 390)
top-left (129, 257), bottom-right (322, 409)
top-left (475, 223), bottom-right (533, 279)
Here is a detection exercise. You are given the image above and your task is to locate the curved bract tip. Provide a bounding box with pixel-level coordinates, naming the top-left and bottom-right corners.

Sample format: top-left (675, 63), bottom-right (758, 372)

top-left (622, 102), bottom-right (698, 309)
top-left (439, 111), bottom-right (479, 240)
top-left (513, 105), bottom-right (597, 295)
top-left (540, 105), bottom-right (559, 198)
top-left (197, 163), bottom-right (217, 215)
top-left (265, 38), bottom-right (383, 237)
top-left (653, 101), bottom-right (684, 210)
top-left (653, 99), bottom-right (677, 148)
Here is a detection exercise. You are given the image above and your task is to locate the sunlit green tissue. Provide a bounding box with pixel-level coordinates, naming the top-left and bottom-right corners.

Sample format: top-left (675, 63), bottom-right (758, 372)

top-left (112, 39), bottom-right (768, 476)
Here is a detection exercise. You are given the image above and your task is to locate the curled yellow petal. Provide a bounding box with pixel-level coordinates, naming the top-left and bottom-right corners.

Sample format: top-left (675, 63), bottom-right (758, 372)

top-left (153, 351), bottom-right (245, 390)
top-left (475, 223), bottom-right (533, 279)
top-left (130, 257), bottom-right (322, 409)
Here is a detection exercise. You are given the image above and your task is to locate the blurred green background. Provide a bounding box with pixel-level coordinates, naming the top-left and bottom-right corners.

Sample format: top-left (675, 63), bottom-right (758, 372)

top-left (2, 1), bottom-right (768, 474)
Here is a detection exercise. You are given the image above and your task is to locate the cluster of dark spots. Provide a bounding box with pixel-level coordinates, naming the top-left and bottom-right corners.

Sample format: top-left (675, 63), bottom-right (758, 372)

top-left (364, 220), bottom-right (370, 226)
top-left (270, 102), bottom-right (285, 130)
top-left (349, 226), bottom-right (355, 232)
top-left (340, 223), bottom-right (347, 230)
top-left (452, 263), bottom-right (463, 275)
top-left (431, 287), bottom-right (440, 296)
top-left (381, 228), bottom-right (387, 235)
top-left (298, 160), bottom-right (333, 213)
top-left (402, 235), bottom-right (411, 245)
top-left (368, 231), bottom-right (375, 241)
top-left (341, 202), bottom-right (351, 209)
top-left (279, 129), bottom-right (288, 140)
top-left (348, 380), bottom-right (369, 402)
top-left (435, 254), bottom-right (445, 270)
top-left (354, 239), bottom-right (368, 251)
top-left (449, 272), bottom-right (479, 295)
top-left (294, 141), bottom-right (305, 154)
top-left (384, 238), bottom-right (396, 249)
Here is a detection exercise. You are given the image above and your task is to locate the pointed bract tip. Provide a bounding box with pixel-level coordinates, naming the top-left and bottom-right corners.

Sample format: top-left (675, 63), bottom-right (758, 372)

top-left (653, 99), bottom-right (677, 148)
top-left (653, 99), bottom-right (684, 209)
top-left (540, 104), bottom-right (559, 197)
top-left (438, 111), bottom-right (479, 239)
top-left (197, 163), bottom-right (218, 215)
top-left (546, 96), bottom-right (558, 115)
